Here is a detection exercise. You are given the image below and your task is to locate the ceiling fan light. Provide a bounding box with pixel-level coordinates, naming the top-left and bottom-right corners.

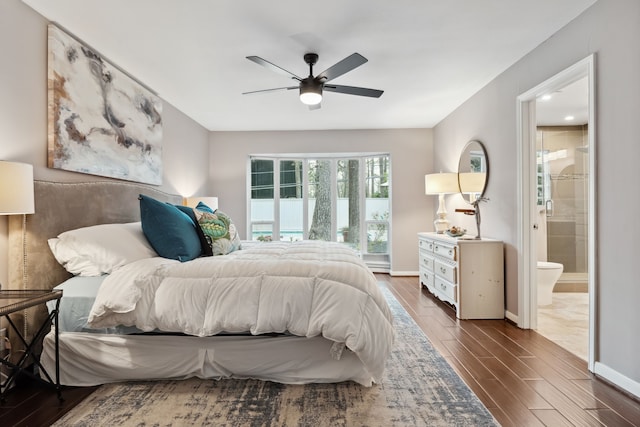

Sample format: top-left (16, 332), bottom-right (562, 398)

top-left (300, 89), bottom-right (322, 105)
top-left (299, 81), bottom-right (322, 105)
top-left (300, 91), bottom-right (322, 105)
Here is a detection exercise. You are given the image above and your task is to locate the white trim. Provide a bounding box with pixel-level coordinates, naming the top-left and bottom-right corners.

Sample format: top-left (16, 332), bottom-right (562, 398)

top-left (389, 270), bottom-right (418, 277)
top-left (594, 362), bottom-right (640, 400)
top-left (515, 97), bottom-right (534, 329)
top-left (516, 54), bottom-right (596, 373)
top-left (505, 310), bottom-right (518, 324)
top-left (586, 56), bottom-right (597, 372)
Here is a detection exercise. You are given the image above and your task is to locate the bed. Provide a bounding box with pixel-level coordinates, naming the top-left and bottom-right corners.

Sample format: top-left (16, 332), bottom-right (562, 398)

top-left (7, 181), bottom-right (394, 387)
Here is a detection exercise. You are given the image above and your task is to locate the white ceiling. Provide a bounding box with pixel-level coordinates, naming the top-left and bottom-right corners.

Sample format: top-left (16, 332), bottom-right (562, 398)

top-left (22, 0), bottom-right (597, 131)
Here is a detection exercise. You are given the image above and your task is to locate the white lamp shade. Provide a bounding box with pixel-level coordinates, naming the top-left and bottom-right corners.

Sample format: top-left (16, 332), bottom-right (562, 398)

top-left (459, 172), bottom-right (486, 193)
top-left (0, 161), bottom-right (35, 215)
top-left (424, 172), bottom-right (459, 195)
top-left (185, 196), bottom-right (218, 210)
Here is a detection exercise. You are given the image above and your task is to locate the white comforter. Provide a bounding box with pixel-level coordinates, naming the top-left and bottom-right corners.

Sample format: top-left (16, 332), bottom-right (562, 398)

top-left (87, 241), bottom-right (395, 381)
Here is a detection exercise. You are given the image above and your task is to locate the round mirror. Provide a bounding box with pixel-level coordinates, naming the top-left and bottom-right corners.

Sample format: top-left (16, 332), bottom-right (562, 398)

top-left (458, 140), bottom-right (488, 203)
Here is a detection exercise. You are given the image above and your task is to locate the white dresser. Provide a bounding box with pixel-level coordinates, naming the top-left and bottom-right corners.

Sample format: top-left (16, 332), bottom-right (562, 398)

top-left (418, 232), bottom-right (504, 319)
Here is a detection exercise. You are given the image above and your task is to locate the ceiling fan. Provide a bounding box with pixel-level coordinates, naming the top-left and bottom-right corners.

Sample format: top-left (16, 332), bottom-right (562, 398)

top-left (243, 52), bottom-right (384, 110)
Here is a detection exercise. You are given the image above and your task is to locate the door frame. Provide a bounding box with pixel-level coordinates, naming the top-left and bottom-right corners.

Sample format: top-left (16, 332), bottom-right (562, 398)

top-left (516, 54), bottom-right (596, 371)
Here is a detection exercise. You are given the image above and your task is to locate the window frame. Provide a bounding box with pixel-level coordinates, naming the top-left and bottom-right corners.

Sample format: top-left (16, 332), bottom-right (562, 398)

top-left (247, 153), bottom-right (391, 270)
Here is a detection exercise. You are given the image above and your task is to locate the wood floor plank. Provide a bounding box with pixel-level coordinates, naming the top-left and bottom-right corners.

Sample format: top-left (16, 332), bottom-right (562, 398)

top-left (526, 380), bottom-right (606, 427)
top-left (585, 409), bottom-right (638, 427)
top-left (572, 379), bottom-right (640, 426)
top-left (516, 336), bottom-right (591, 380)
top-left (520, 357), bottom-right (606, 410)
top-left (442, 339), bottom-right (498, 381)
top-left (14, 386), bottom-right (95, 427)
top-left (476, 377), bottom-right (546, 427)
top-left (443, 356), bottom-right (515, 427)
top-left (472, 323), bottom-right (536, 358)
top-left (530, 409), bottom-right (574, 427)
top-left (412, 315), bottom-right (455, 357)
top-left (448, 324), bottom-right (495, 358)
top-left (481, 357), bottom-right (553, 410)
top-left (475, 338), bottom-right (542, 380)
top-left (0, 379), bottom-right (96, 427)
top-left (443, 355), bottom-right (497, 409)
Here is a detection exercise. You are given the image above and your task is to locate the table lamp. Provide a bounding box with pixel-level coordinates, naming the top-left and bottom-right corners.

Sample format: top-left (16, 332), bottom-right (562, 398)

top-left (0, 161), bottom-right (34, 216)
top-left (184, 196), bottom-right (219, 211)
top-left (0, 161), bottom-right (35, 339)
top-left (425, 172), bottom-right (459, 233)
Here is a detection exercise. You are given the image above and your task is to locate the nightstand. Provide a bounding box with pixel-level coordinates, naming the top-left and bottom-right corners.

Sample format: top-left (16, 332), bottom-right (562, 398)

top-left (0, 289), bottom-right (62, 401)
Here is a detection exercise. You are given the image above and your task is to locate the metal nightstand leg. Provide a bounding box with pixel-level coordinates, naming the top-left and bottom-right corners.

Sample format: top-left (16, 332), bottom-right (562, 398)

top-left (0, 301), bottom-right (63, 402)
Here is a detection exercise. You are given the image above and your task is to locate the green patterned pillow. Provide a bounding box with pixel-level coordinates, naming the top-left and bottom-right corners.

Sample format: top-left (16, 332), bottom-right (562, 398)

top-left (194, 209), bottom-right (241, 255)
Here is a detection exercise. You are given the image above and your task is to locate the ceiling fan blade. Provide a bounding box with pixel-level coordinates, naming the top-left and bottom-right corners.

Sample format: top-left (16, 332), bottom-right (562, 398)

top-left (242, 86), bottom-right (298, 95)
top-left (308, 103), bottom-right (321, 111)
top-left (246, 56), bottom-right (303, 81)
top-left (316, 53), bottom-right (368, 82)
top-left (324, 84), bottom-right (384, 98)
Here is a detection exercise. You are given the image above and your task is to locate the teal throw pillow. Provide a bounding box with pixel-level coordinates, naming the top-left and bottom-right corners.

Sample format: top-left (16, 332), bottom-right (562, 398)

top-left (195, 201), bottom-right (215, 214)
top-left (174, 204), bottom-right (213, 257)
top-left (139, 194), bottom-right (202, 262)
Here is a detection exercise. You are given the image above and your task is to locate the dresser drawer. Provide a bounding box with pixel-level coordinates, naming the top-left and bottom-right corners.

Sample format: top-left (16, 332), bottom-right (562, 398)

top-left (419, 251), bottom-right (434, 272)
top-left (420, 270), bottom-right (435, 292)
top-left (434, 259), bottom-right (457, 283)
top-left (418, 238), bottom-right (434, 252)
top-left (434, 242), bottom-right (457, 261)
top-left (434, 277), bottom-right (457, 303)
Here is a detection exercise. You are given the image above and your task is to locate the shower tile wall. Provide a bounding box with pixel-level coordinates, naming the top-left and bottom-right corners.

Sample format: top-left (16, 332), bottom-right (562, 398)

top-left (537, 126), bottom-right (588, 275)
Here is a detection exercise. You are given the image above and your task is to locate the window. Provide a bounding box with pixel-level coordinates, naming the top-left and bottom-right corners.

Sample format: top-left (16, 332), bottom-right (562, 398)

top-left (249, 154), bottom-right (391, 270)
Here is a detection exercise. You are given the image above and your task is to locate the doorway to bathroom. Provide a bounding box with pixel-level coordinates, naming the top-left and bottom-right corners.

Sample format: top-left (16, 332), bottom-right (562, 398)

top-left (516, 55), bottom-right (596, 371)
top-left (535, 85), bottom-right (589, 361)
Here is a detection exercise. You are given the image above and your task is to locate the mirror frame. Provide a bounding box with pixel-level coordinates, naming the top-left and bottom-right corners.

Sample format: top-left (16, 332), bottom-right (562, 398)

top-left (458, 140), bottom-right (489, 203)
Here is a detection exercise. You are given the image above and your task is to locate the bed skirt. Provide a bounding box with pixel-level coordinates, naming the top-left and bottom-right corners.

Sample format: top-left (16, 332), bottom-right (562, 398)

top-left (40, 331), bottom-right (375, 387)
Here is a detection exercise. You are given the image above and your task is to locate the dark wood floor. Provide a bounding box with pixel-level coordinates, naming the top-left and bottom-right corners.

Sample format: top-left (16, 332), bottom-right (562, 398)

top-left (0, 375), bottom-right (97, 427)
top-left (1, 274), bottom-right (639, 426)
top-left (379, 274), bottom-right (640, 427)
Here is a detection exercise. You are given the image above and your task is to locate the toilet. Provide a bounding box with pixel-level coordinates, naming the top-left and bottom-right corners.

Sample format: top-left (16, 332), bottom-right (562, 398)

top-left (537, 261), bottom-right (564, 306)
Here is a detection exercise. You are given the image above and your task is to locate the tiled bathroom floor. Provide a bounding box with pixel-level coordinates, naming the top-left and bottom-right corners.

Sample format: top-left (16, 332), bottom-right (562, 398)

top-left (536, 292), bottom-right (589, 361)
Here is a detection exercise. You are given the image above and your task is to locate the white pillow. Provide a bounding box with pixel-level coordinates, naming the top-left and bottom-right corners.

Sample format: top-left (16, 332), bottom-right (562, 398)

top-left (48, 222), bottom-right (158, 276)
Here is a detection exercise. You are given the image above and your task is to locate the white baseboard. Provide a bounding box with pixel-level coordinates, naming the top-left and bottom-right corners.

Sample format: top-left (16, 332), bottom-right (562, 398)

top-left (389, 270), bottom-right (418, 277)
top-left (594, 362), bottom-right (640, 400)
top-left (505, 310), bottom-right (518, 324)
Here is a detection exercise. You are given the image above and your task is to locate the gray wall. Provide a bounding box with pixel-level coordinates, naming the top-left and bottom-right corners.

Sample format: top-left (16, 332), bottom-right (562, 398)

top-left (0, 0), bottom-right (210, 285)
top-left (209, 129), bottom-right (433, 274)
top-left (434, 0), bottom-right (640, 388)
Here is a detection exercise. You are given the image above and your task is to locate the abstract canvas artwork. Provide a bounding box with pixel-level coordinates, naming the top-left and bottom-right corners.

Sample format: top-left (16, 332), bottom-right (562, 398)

top-left (47, 24), bottom-right (163, 185)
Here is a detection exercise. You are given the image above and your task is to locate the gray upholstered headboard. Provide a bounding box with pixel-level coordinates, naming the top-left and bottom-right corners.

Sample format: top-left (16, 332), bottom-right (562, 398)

top-left (6, 180), bottom-right (181, 340)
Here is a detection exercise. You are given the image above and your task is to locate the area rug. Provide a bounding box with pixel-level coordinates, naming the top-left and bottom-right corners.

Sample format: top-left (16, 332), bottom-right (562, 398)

top-left (53, 285), bottom-right (499, 427)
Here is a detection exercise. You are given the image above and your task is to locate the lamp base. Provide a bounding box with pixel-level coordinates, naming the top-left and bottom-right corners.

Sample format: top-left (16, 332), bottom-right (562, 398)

top-left (434, 218), bottom-right (450, 234)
